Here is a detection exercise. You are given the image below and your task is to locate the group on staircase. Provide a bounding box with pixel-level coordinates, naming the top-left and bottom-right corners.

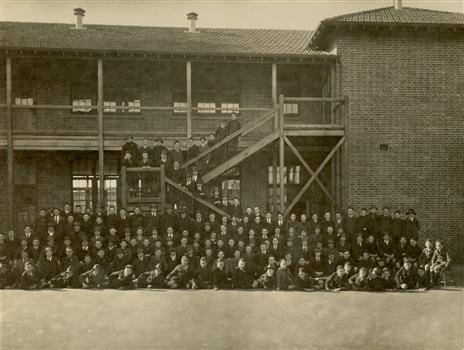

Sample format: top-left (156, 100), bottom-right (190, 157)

top-left (120, 113), bottom-right (241, 206)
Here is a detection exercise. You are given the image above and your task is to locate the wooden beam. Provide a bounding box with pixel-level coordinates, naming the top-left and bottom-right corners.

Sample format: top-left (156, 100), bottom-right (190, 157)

top-left (278, 94), bottom-right (285, 213)
top-left (283, 135), bottom-right (335, 204)
top-left (186, 61), bottom-right (192, 139)
top-left (284, 97), bottom-right (345, 103)
top-left (272, 145), bottom-right (277, 216)
top-left (284, 129), bottom-right (345, 137)
top-left (6, 56), bottom-right (13, 230)
top-left (330, 63), bottom-right (336, 123)
top-left (181, 107), bottom-right (277, 169)
top-left (121, 165), bottom-right (127, 209)
top-left (97, 58), bottom-right (105, 209)
top-left (284, 136), bottom-right (345, 218)
top-left (272, 63), bottom-right (278, 131)
top-left (164, 177), bottom-right (230, 219)
top-left (160, 164), bottom-right (166, 212)
top-left (343, 95), bottom-right (349, 210)
top-left (202, 130), bottom-right (280, 184)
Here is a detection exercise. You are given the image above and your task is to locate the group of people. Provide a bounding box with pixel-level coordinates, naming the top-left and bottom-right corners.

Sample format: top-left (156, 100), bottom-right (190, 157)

top-left (121, 113), bottom-right (241, 199)
top-left (0, 203), bottom-right (452, 291)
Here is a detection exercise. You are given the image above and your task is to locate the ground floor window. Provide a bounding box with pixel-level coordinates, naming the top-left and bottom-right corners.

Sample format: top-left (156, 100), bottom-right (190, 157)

top-left (72, 175), bottom-right (119, 211)
top-left (221, 179), bottom-right (240, 202)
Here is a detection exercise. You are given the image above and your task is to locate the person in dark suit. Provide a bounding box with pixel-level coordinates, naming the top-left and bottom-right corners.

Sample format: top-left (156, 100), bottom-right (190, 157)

top-left (378, 207), bottom-right (392, 236)
top-left (151, 138), bottom-right (166, 166)
top-left (215, 122), bottom-right (228, 164)
top-left (186, 137), bottom-right (200, 161)
top-left (139, 138), bottom-right (152, 163)
top-left (403, 208), bottom-right (420, 241)
top-left (37, 247), bottom-right (60, 287)
top-left (121, 136), bottom-right (139, 163)
top-left (170, 140), bottom-right (184, 165)
top-left (138, 151), bottom-right (154, 196)
top-left (158, 149), bottom-right (171, 170)
top-left (232, 258), bottom-right (253, 289)
top-left (390, 210), bottom-right (404, 244)
top-left (344, 207), bottom-right (358, 242)
top-left (226, 113), bottom-right (241, 157)
top-left (197, 136), bottom-right (209, 174)
top-left (212, 259), bottom-right (231, 289)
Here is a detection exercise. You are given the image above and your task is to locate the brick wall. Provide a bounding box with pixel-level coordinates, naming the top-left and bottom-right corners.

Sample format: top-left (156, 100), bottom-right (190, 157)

top-left (336, 28), bottom-right (464, 257)
top-left (240, 151), bottom-right (270, 211)
top-left (37, 152), bottom-right (72, 209)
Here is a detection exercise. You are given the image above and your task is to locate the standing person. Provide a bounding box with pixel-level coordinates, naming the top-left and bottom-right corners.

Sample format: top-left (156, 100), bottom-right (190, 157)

top-left (404, 209), bottom-right (420, 241)
top-left (197, 136), bottom-right (209, 174)
top-left (121, 136), bottom-right (139, 164)
top-left (170, 140), bottom-right (184, 165)
top-left (186, 137), bottom-right (200, 161)
top-left (215, 122), bottom-right (228, 164)
top-left (226, 113), bottom-right (241, 157)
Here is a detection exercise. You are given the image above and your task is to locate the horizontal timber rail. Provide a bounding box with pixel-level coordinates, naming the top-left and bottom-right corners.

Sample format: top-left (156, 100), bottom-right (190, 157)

top-left (284, 97), bottom-right (345, 103)
top-left (164, 177), bottom-right (231, 219)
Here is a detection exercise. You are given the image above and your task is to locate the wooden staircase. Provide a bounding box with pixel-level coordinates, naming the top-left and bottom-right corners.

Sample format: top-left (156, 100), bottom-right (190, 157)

top-left (201, 130), bottom-right (280, 183)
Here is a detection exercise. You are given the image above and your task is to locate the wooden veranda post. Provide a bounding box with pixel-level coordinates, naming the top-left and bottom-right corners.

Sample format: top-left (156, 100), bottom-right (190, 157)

top-left (6, 57), bottom-right (14, 229)
top-left (160, 165), bottom-right (166, 212)
top-left (278, 94), bottom-right (285, 214)
top-left (121, 165), bottom-right (127, 209)
top-left (97, 59), bottom-right (105, 209)
top-left (186, 61), bottom-right (192, 139)
top-left (272, 63), bottom-right (278, 214)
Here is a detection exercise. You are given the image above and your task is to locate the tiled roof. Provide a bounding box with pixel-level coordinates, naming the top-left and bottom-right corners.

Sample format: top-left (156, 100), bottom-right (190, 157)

top-left (0, 21), bottom-right (332, 57)
top-left (309, 6), bottom-right (464, 49)
top-left (325, 6), bottom-right (464, 25)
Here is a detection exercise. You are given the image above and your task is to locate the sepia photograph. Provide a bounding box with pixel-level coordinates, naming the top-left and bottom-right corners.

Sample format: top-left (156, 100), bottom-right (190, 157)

top-left (0, 0), bottom-right (463, 349)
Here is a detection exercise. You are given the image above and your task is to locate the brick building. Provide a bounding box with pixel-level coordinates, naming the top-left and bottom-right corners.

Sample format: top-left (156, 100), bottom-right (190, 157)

top-left (1, 3), bottom-right (463, 257)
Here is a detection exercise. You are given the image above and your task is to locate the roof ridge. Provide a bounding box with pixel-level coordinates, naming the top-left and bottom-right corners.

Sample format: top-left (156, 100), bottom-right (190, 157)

top-left (324, 6), bottom-right (393, 21)
top-left (0, 20), bottom-right (312, 33)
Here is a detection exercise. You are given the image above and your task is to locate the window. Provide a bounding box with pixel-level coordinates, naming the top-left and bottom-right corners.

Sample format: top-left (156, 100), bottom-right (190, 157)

top-left (104, 101), bottom-right (117, 113)
top-left (197, 102), bottom-right (216, 114)
top-left (221, 179), bottom-right (240, 202)
top-left (284, 103), bottom-right (299, 115)
top-left (128, 100), bottom-right (141, 113)
top-left (173, 102), bottom-right (187, 114)
top-left (72, 176), bottom-right (94, 210)
top-left (221, 103), bottom-right (240, 114)
top-left (15, 98), bottom-right (33, 106)
top-left (268, 166), bottom-right (301, 185)
top-left (72, 99), bottom-right (92, 113)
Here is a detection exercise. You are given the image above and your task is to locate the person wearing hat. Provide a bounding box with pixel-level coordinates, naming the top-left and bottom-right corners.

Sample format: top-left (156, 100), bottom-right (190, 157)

top-left (404, 208), bottom-right (420, 241)
top-left (109, 264), bottom-right (136, 290)
top-left (253, 264), bottom-right (276, 289)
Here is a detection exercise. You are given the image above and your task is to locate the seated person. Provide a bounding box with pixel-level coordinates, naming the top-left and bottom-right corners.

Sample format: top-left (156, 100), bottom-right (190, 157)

top-left (253, 265), bottom-right (276, 290)
top-left (325, 265), bottom-right (348, 291)
top-left (80, 264), bottom-right (108, 289)
top-left (430, 240), bottom-right (451, 287)
top-left (0, 262), bottom-right (16, 289)
top-left (348, 266), bottom-right (370, 291)
top-left (294, 267), bottom-right (315, 291)
top-left (193, 257), bottom-right (213, 289)
top-left (275, 259), bottom-right (295, 291)
top-left (232, 258), bottom-right (254, 289)
top-left (18, 261), bottom-right (42, 290)
top-left (109, 264), bottom-right (136, 290)
top-left (165, 256), bottom-right (196, 289)
top-left (395, 259), bottom-right (417, 290)
top-left (50, 266), bottom-right (81, 288)
top-left (380, 268), bottom-right (397, 291)
top-left (136, 264), bottom-right (165, 289)
top-left (212, 259), bottom-right (231, 289)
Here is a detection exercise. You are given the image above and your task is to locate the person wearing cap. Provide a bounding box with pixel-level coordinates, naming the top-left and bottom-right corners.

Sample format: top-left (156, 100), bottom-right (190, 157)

top-left (80, 264), bottom-right (108, 289)
top-left (403, 208), bottom-right (420, 241)
top-left (253, 264), bottom-right (276, 289)
top-left (109, 264), bottom-right (136, 290)
top-left (395, 259), bottom-right (418, 290)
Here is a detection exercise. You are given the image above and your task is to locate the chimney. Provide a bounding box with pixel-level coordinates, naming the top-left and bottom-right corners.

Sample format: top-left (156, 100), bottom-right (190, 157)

top-left (394, 0), bottom-right (403, 10)
top-left (73, 8), bottom-right (85, 29)
top-left (187, 12), bottom-right (198, 32)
